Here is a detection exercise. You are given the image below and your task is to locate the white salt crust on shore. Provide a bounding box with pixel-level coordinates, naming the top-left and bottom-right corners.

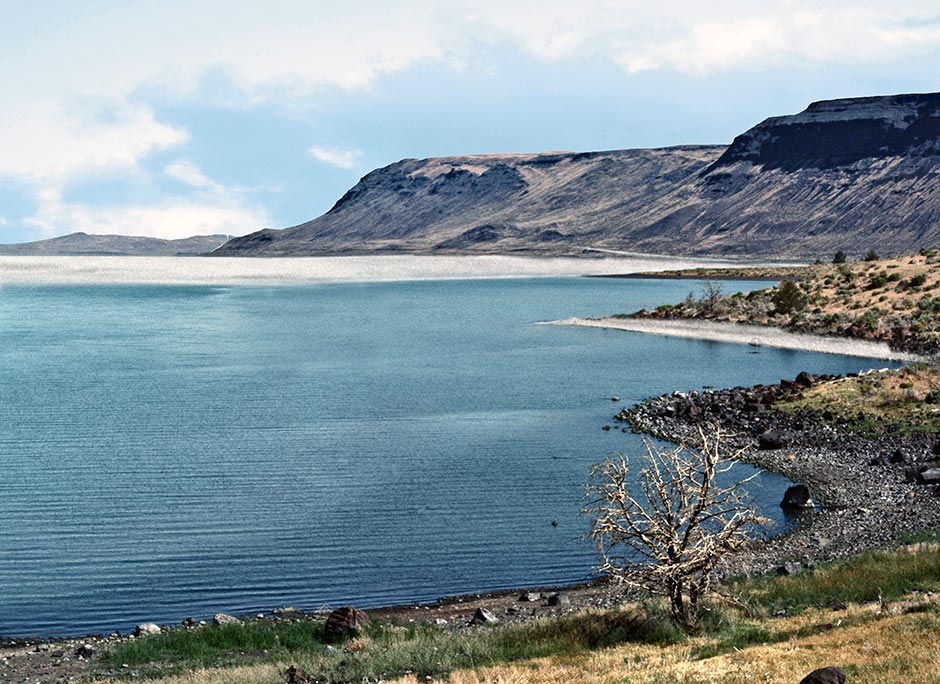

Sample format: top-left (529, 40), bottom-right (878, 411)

top-left (545, 317), bottom-right (923, 362)
top-left (0, 254), bottom-right (771, 286)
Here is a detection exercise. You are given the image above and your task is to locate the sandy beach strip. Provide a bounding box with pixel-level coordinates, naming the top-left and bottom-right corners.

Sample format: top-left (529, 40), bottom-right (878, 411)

top-left (544, 316), bottom-right (923, 362)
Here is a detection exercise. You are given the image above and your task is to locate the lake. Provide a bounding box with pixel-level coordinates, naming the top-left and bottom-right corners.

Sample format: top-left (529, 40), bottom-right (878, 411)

top-left (0, 274), bottom-right (893, 637)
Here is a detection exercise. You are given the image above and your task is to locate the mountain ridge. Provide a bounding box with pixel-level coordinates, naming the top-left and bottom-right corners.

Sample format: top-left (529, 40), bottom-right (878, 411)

top-left (0, 232), bottom-right (231, 256)
top-left (216, 91), bottom-right (940, 260)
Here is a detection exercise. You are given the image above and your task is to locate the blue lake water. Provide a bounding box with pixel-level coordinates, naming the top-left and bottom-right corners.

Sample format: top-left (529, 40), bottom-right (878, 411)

top-left (0, 277), bottom-right (894, 637)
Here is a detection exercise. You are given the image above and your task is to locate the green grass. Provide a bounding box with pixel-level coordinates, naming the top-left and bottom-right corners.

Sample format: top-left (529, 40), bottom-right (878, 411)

top-left (730, 546), bottom-right (940, 615)
top-left (101, 609), bottom-right (670, 681)
top-left (101, 620), bottom-right (327, 671)
top-left (99, 545), bottom-right (940, 682)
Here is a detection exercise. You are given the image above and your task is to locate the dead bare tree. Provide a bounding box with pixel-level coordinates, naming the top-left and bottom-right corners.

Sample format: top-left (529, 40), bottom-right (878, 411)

top-left (583, 427), bottom-right (767, 632)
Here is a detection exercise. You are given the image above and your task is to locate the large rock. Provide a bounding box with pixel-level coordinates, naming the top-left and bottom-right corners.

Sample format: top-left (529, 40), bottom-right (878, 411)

top-left (781, 485), bottom-right (814, 510)
top-left (470, 608), bottom-right (499, 625)
top-left (794, 371), bottom-right (817, 388)
top-left (285, 665), bottom-right (312, 684)
top-left (798, 666), bottom-right (846, 684)
top-left (213, 613), bottom-right (241, 626)
top-left (918, 468), bottom-right (940, 484)
top-left (323, 606), bottom-right (370, 643)
top-left (759, 430), bottom-right (793, 450)
top-left (135, 623), bottom-right (161, 636)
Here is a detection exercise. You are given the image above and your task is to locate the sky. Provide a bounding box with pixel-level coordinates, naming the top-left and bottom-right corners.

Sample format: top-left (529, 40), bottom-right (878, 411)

top-left (1, 1), bottom-right (939, 243)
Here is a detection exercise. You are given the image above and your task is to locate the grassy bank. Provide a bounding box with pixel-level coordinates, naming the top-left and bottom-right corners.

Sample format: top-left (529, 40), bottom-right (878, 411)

top-left (774, 364), bottom-right (940, 433)
top-left (95, 543), bottom-right (940, 683)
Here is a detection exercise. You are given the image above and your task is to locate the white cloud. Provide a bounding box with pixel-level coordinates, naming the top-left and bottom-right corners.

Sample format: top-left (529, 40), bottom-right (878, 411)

top-left (308, 146), bottom-right (364, 170)
top-left (4, 0), bottom-right (940, 241)
top-left (25, 162), bottom-right (271, 240)
top-left (25, 191), bottom-right (270, 240)
top-left (0, 99), bottom-right (187, 186)
top-left (164, 161), bottom-right (218, 189)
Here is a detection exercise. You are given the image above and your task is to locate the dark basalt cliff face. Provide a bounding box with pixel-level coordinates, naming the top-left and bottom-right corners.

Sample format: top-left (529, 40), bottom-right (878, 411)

top-left (217, 92), bottom-right (940, 259)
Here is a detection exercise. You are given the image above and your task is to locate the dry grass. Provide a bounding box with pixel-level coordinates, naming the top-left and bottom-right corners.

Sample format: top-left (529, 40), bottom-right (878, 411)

top-left (776, 365), bottom-right (940, 432)
top-left (95, 600), bottom-right (940, 684)
top-left (436, 604), bottom-right (940, 684)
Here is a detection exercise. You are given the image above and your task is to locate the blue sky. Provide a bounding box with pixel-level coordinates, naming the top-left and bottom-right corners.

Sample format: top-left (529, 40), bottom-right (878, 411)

top-left (1, 1), bottom-right (940, 243)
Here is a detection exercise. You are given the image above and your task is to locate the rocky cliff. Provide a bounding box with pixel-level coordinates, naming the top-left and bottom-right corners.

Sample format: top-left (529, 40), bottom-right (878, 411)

top-left (216, 92), bottom-right (940, 259)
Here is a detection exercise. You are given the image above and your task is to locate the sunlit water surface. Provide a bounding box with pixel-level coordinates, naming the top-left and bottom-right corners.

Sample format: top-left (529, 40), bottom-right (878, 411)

top-left (0, 277), bottom-right (895, 636)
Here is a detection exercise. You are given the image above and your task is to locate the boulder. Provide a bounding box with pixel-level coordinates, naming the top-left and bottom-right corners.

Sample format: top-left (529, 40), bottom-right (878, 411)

top-left (919, 468), bottom-right (940, 484)
top-left (777, 562), bottom-right (803, 576)
top-left (759, 430), bottom-right (792, 450)
top-left (75, 644), bottom-right (97, 659)
top-left (285, 665), bottom-right (312, 684)
top-left (546, 592), bottom-right (571, 606)
top-left (518, 591), bottom-right (541, 602)
top-left (134, 623), bottom-right (161, 637)
top-left (798, 666), bottom-right (846, 684)
top-left (213, 613), bottom-right (241, 626)
top-left (470, 607), bottom-right (499, 625)
top-left (795, 371), bottom-right (816, 388)
top-left (780, 485), bottom-right (814, 510)
top-left (323, 606), bottom-right (370, 643)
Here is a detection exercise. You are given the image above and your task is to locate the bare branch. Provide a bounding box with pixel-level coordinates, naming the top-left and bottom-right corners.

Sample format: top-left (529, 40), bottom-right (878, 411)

top-left (583, 427), bottom-right (766, 632)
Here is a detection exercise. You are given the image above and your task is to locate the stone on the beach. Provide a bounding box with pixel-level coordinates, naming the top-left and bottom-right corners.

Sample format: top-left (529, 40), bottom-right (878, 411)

top-left (918, 468), bottom-right (940, 484)
top-left (273, 606), bottom-right (300, 616)
top-left (794, 371), bottom-right (816, 387)
top-left (759, 429), bottom-right (792, 450)
top-left (519, 591), bottom-right (541, 602)
top-left (798, 666), bottom-right (846, 684)
top-left (777, 562), bottom-right (803, 576)
top-left (780, 484), bottom-right (814, 510)
top-left (470, 608), bottom-right (498, 625)
top-left (285, 665), bottom-right (312, 684)
top-left (135, 623), bottom-right (161, 636)
top-left (546, 592), bottom-right (571, 606)
top-left (75, 644), bottom-right (97, 658)
top-left (323, 606), bottom-right (371, 643)
top-left (213, 613), bottom-right (241, 626)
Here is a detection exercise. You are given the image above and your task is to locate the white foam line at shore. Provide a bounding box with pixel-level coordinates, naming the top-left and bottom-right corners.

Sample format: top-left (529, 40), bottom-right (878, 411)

top-left (0, 254), bottom-right (768, 286)
top-left (544, 317), bottom-right (923, 362)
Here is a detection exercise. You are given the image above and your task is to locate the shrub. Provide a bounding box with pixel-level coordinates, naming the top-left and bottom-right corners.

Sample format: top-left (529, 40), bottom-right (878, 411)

top-left (771, 280), bottom-right (808, 315)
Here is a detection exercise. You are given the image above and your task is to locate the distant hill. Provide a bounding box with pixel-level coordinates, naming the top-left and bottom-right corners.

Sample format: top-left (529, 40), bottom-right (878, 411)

top-left (215, 92), bottom-right (940, 260)
top-left (0, 232), bottom-right (232, 256)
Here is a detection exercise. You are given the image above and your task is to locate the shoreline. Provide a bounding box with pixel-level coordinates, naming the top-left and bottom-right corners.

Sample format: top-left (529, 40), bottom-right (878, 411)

top-left (623, 375), bottom-right (940, 579)
top-left (544, 316), bottom-right (923, 362)
top-left (0, 254), bottom-right (760, 287)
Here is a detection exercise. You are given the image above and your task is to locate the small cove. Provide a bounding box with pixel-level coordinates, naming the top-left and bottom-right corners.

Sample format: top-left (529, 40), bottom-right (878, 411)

top-left (0, 274), bottom-right (899, 637)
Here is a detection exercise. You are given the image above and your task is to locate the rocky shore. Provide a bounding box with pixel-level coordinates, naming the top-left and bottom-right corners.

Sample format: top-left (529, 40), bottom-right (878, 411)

top-left (620, 370), bottom-right (940, 578)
